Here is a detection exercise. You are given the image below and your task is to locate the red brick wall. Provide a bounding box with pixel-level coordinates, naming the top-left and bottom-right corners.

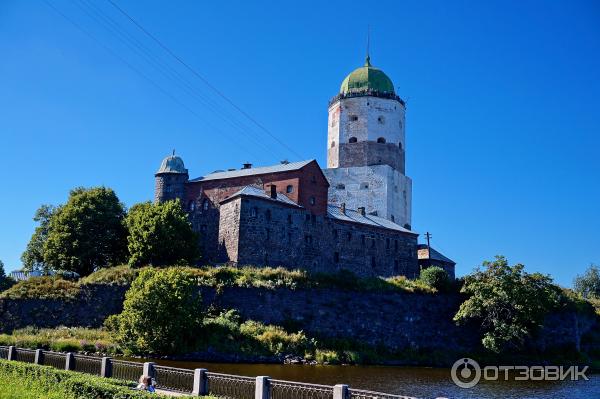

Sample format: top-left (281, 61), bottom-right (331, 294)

top-left (184, 161), bottom-right (330, 215)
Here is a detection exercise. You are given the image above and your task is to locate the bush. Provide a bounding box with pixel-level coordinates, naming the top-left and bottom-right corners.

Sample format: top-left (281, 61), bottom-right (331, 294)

top-left (0, 359), bottom-right (175, 399)
top-left (419, 266), bottom-right (450, 291)
top-left (108, 268), bottom-right (203, 355)
top-left (0, 327), bottom-right (120, 354)
top-left (0, 277), bottom-right (80, 300)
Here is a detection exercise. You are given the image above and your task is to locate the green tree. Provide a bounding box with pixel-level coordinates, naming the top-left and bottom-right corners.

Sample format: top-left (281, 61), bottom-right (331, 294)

top-left (44, 187), bottom-right (128, 276)
top-left (106, 268), bottom-right (202, 354)
top-left (0, 260), bottom-right (15, 292)
top-left (21, 205), bottom-right (59, 274)
top-left (573, 264), bottom-right (600, 299)
top-left (454, 256), bottom-right (560, 353)
top-left (125, 200), bottom-right (199, 267)
top-left (419, 266), bottom-right (450, 291)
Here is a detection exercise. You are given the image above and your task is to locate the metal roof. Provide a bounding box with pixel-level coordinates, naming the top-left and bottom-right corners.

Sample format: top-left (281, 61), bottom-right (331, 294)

top-left (190, 160), bottom-right (315, 182)
top-left (417, 245), bottom-right (455, 265)
top-left (221, 185), bottom-right (302, 207)
top-left (327, 205), bottom-right (417, 235)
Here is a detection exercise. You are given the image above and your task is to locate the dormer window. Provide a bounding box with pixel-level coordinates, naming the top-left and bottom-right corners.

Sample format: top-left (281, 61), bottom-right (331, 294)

top-left (286, 185), bottom-right (294, 193)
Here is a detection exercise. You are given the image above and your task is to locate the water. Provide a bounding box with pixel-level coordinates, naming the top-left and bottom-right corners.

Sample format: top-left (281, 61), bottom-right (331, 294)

top-left (140, 359), bottom-right (600, 399)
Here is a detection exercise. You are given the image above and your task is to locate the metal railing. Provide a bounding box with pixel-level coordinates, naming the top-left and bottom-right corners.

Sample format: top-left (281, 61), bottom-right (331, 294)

top-left (0, 345), bottom-right (417, 398)
top-left (206, 372), bottom-right (255, 399)
top-left (154, 364), bottom-right (195, 393)
top-left (271, 379), bottom-right (334, 399)
top-left (112, 359), bottom-right (143, 382)
top-left (73, 354), bottom-right (103, 376)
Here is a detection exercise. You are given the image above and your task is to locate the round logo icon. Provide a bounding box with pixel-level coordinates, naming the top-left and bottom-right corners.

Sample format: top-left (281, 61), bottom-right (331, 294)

top-left (451, 358), bottom-right (481, 388)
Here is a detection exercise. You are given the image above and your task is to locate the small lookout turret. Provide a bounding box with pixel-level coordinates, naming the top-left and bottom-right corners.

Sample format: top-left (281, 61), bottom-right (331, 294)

top-left (154, 150), bottom-right (189, 203)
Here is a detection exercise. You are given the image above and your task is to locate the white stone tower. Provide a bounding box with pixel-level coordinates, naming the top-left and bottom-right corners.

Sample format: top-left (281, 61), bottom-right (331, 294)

top-left (323, 56), bottom-right (412, 228)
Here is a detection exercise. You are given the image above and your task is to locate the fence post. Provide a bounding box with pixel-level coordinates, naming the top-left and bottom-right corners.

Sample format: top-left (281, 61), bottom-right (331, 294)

top-left (101, 357), bottom-right (112, 378)
top-left (334, 384), bottom-right (349, 399)
top-left (65, 352), bottom-right (74, 371)
top-left (7, 346), bottom-right (15, 361)
top-left (192, 368), bottom-right (208, 396)
top-left (34, 349), bottom-right (44, 365)
top-left (143, 362), bottom-right (156, 379)
top-left (255, 376), bottom-right (270, 399)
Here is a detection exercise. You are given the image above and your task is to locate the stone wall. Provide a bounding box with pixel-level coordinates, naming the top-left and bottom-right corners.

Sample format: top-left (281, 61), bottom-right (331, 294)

top-left (1, 285), bottom-right (596, 362)
top-left (222, 196), bottom-right (419, 277)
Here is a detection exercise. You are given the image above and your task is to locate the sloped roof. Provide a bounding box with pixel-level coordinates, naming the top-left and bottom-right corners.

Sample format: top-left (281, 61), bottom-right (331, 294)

top-left (417, 244), bottom-right (455, 265)
top-left (220, 185), bottom-right (302, 207)
top-left (327, 205), bottom-right (417, 235)
top-left (190, 160), bottom-right (315, 182)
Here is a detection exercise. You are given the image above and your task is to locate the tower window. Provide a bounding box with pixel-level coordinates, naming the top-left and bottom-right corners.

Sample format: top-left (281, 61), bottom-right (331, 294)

top-left (349, 137), bottom-right (357, 143)
top-left (286, 185), bottom-right (294, 193)
top-left (377, 116), bottom-right (385, 124)
top-left (349, 115), bottom-right (358, 121)
top-left (377, 137), bottom-right (386, 144)
top-left (330, 141), bottom-right (336, 148)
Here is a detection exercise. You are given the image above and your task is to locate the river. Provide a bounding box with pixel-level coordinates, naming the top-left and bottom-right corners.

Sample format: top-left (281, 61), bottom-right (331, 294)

top-left (138, 358), bottom-right (599, 398)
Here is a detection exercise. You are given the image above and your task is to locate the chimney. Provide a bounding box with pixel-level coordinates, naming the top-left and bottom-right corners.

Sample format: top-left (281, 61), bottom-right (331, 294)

top-left (269, 185), bottom-right (277, 199)
top-left (358, 207), bottom-right (366, 216)
top-left (242, 162), bottom-right (252, 169)
top-left (340, 203), bottom-right (346, 214)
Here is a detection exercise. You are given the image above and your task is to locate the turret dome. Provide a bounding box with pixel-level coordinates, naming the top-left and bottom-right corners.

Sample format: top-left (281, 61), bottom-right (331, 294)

top-left (340, 56), bottom-right (395, 95)
top-left (156, 152), bottom-right (188, 174)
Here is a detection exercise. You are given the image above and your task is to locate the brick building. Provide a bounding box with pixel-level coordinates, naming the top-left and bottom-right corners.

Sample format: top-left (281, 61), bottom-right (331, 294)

top-left (154, 56), bottom-right (454, 278)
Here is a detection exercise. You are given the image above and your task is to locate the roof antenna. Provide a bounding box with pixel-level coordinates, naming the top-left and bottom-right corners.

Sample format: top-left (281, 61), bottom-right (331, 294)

top-left (365, 24), bottom-right (371, 67)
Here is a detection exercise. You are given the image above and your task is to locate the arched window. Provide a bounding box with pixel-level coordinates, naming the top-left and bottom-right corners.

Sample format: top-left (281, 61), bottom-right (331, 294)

top-left (286, 185), bottom-right (294, 193)
top-left (330, 141), bottom-right (336, 148)
top-left (377, 137), bottom-right (386, 144)
top-left (202, 199), bottom-right (209, 211)
top-left (189, 201), bottom-right (195, 211)
top-left (251, 207), bottom-right (257, 217)
top-left (349, 137), bottom-right (357, 143)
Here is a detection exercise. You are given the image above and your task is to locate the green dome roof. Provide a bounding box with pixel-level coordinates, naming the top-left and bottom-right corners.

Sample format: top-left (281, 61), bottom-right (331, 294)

top-left (340, 56), bottom-right (395, 95)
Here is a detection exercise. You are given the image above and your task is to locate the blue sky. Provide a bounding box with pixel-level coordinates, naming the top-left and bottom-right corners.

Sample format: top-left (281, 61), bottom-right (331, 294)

top-left (0, 0), bottom-right (598, 286)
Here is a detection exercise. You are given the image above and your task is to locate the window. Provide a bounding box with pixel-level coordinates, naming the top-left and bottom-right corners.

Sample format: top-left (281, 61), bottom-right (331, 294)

top-left (360, 182), bottom-right (369, 189)
top-left (251, 207), bottom-right (257, 217)
top-left (330, 141), bottom-right (336, 148)
top-left (165, 185), bottom-right (172, 193)
top-left (350, 115), bottom-right (358, 121)
top-left (371, 256), bottom-right (376, 269)
top-left (349, 137), bottom-right (357, 143)
top-left (391, 215), bottom-right (395, 222)
top-left (266, 210), bottom-right (271, 221)
top-left (377, 137), bottom-right (386, 144)
top-left (203, 199), bottom-right (209, 211)
top-left (399, 142), bottom-right (403, 150)
top-left (404, 223), bottom-right (411, 230)
top-left (336, 183), bottom-right (345, 190)
top-left (200, 224), bottom-right (207, 233)
top-left (287, 214), bottom-right (292, 224)
top-left (334, 252), bottom-right (340, 263)
top-left (286, 185), bottom-right (294, 194)
top-left (361, 235), bottom-right (366, 246)
top-left (377, 115), bottom-right (385, 124)
top-left (371, 238), bottom-right (376, 249)
top-left (347, 232), bottom-right (352, 241)
top-left (386, 238), bottom-right (390, 249)
top-left (311, 175), bottom-right (317, 183)
top-left (266, 228), bottom-right (270, 240)
top-left (287, 232), bottom-right (292, 242)
top-left (311, 214), bottom-right (316, 223)
top-left (399, 120), bottom-right (403, 129)
top-left (394, 239), bottom-right (399, 251)
top-left (394, 260), bottom-right (399, 274)
top-left (188, 201), bottom-right (195, 211)
top-left (333, 229), bottom-right (338, 239)
top-left (309, 196), bottom-right (316, 205)
top-left (305, 214), bottom-right (311, 221)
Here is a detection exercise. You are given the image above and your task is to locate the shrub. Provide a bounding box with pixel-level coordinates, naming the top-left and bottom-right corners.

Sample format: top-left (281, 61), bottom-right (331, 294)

top-left (419, 266), bottom-right (450, 291)
top-left (108, 268), bottom-right (203, 355)
top-left (0, 277), bottom-right (80, 300)
top-left (315, 349), bottom-right (341, 364)
top-left (0, 359), bottom-right (174, 398)
top-left (0, 327), bottom-right (120, 354)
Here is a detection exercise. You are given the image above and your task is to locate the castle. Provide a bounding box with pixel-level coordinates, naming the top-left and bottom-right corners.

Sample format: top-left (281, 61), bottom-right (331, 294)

top-left (154, 56), bottom-right (455, 278)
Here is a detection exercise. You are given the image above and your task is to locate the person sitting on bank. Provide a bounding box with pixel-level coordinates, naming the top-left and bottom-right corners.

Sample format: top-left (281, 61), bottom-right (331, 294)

top-left (136, 375), bottom-right (155, 392)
